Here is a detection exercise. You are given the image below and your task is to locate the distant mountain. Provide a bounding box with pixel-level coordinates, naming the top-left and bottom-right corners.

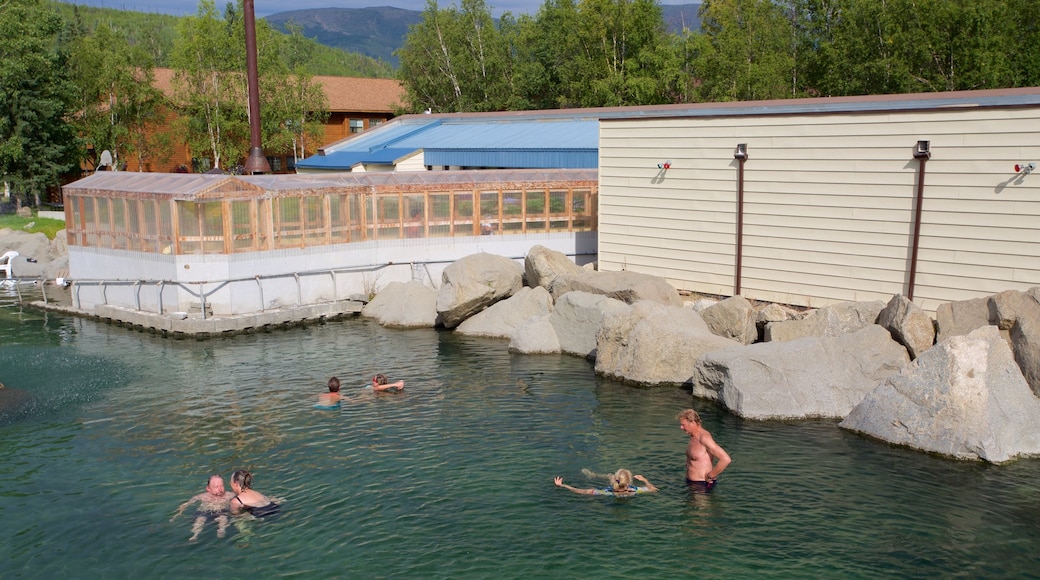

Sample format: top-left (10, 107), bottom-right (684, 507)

top-left (265, 4), bottom-right (700, 68)
top-left (265, 7), bottom-right (420, 67)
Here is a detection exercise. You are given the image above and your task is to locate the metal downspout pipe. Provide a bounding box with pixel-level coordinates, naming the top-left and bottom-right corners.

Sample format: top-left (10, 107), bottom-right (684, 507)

top-left (733, 144), bottom-right (749, 296)
top-left (908, 141), bottom-right (931, 301)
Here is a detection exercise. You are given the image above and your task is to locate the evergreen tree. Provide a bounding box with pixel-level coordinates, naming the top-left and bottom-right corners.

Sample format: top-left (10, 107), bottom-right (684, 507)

top-left (0, 0), bottom-right (80, 206)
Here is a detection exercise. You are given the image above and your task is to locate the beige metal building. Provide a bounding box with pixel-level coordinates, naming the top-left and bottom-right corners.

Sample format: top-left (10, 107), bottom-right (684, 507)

top-left (597, 87), bottom-right (1040, 313)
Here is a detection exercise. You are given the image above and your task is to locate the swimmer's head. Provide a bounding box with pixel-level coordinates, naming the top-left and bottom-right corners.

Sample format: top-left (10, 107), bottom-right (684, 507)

top-left (328, 376), bottom-right (341, 393)
top-left (231, 469), bottom-right (253, 491)
top-left (372, 374), bottom-right (388, 386)
top-left (610, 469), bottom-right (633, 491)
top-left (206, 474), bottom-right (225, 495)
top-left (677, 408), bottom-right (702, 426)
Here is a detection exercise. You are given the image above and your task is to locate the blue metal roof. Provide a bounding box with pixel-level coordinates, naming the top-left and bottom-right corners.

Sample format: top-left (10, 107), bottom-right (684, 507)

top-left (298, 116), bottom-right (599, 171)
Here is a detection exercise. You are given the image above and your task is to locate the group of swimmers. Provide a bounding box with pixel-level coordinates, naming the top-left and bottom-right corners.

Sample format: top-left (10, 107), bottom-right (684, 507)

top-left (554, 408), bottom-right (731, 497)
top-left (316, 373), bottom-right (404, 409)
top-left (172, 470), bottom-right (281, 541)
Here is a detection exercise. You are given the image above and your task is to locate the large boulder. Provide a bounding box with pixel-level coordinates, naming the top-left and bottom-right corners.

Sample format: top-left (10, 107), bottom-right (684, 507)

top-left (548, 270), bottom-right (682, 307)
top-left (933, 289), bottom-right (1040, 396)
top-left (436, 252), bottom-right (524, 328)
top-left (362, 281), bottom-right (438, 328)
top-left (693, 325), bottom-right (910, 419)
top-left (509, 315), bottom-right (562, 354)
top-left (455, 286), bottom-right (554, 339)
top-left (764, 299), bottom-right (885, 342)
top-left (524, 244), bottom-right (584, 289)
top-left (840, 326), bottom-right (1040, 464)
top-left (595, 301), bottom-right (740, 386)
top-left (548, 291), bottom-right (631, 359)
top-left (700, 295), bottom-right (757, 344)
top-left (0, 229), bottom-right (56, 279)
top-left (935, 295), bottom-right (992, 343)
top-left (876, 294), bottom-right (935, 359)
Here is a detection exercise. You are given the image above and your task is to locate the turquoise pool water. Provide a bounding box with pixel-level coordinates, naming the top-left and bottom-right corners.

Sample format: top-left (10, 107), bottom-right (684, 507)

top-left (2, 293), bottom-right (1040, 578)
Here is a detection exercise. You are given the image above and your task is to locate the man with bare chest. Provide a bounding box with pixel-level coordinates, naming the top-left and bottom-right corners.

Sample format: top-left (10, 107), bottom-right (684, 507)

top-left (678, 408), bottom-right (731, 492)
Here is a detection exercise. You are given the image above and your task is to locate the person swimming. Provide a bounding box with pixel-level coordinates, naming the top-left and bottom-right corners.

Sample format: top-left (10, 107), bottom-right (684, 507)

top-left (171, 474), bottom-right (235, 541)
top-left (229, 469), bottom-right (280, 518)
top-left (316, 376), bottom-right (343, 409)
top-left (370, 373), bottom-right (404, 392)
top-left (554, 468), bottom-right (658, 497)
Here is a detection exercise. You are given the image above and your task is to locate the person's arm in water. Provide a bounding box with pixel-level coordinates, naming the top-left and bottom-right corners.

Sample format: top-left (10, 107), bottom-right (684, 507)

top-left (554, 476), bottom-right (596, 495)
top-left (372, 380), bottom-right (404, 392)
top-left (171, 494), bottom-right (202, 521)
top-left (702, 431), bottom-right (732, 481)
top-left (633, 474), bottom-right (658, 492)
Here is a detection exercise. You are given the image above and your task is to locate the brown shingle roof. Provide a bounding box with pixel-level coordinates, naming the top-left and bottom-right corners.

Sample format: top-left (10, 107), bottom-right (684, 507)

top-left (150, 68), bottom-right (404, 114)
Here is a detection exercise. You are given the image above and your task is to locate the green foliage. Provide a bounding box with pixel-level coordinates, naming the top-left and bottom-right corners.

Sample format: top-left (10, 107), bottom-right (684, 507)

top-left (0, 214), bottom-right (66, 239)
top-left (0, 0), bottom-right (80, 205)
top-left (399, 0), bottom-right (1040, 112)
top-left (66, 21), bottom-right (172, 171)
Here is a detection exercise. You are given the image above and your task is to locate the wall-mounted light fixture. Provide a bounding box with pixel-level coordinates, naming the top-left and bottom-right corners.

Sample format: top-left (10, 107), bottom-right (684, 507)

top-left (657, 160), bottom-right (672, 170)
top-left (734, 143), bottom-right (748, 160)
top-left (1015, 162), bottom-right (1036, 175)
top-left (913, 140), bottom-right (931, 160)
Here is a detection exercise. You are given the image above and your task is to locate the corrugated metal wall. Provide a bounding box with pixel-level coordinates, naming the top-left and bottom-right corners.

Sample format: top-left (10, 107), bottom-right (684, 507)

top-left (598, 105), bottom-right (1040, 313)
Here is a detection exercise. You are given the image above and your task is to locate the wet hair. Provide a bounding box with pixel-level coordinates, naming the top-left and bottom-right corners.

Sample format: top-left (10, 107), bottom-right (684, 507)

top-left (677, 408), bottom-right (702, 426)
top-left (373, 374), bottom-right (388, 386)
top-left (328, 376), bottom-right (341, 393)
top-left (231, 470), bottom-right (253, 491)
top-left (207, 474), bottom-right (223, 487)
top-left (610, 469), bottom-right (633, 491)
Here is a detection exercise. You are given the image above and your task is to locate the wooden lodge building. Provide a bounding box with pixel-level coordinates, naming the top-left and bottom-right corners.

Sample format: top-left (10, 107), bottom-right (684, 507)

top-left (120, 68), bottom-right (405, 174)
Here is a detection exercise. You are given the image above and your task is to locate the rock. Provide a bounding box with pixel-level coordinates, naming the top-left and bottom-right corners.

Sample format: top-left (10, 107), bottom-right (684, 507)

top-left (685, 298), bottom-right (717, 313)
top-left (455, 286), bottom-right (554, 339)
top-left (876, 294), bottom-right (936, 359)
top-left (693, 325), bottom-right (910, 419)
top-left (840, 326), bottom-right (1040, 464)
top-left (524, 244), bottom-right (584, 289)
top-left (547, 291), bottom-right (630, 359)
top-left (595, 301), bottom-right (740, 386)
top-left (509, 315), bottom-right (562, 354)
top-left (754, 302), bottom-right (803, 342)
top-left (362, 281), bottom-right (438, 328)
top-left (700, 295), bottom-right (757, 344)
top-left (935, 296), bottom-right (992, 343)
top-left (548, 269), bottom-right (682, 307)
top-left (764, 299), bottom-right (885, 342)
top-left (436, 252), bottom-right (524, 328)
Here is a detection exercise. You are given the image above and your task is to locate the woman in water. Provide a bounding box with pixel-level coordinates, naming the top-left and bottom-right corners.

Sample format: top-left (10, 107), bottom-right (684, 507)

top-left (554, 468), bottom-right (658, 496)
top-left (229, 470), bottom-right (280, 517)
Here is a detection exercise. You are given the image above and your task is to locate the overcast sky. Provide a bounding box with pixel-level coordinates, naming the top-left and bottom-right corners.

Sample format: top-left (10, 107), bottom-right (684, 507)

top-left (60, 0), bottom-right (694, 18)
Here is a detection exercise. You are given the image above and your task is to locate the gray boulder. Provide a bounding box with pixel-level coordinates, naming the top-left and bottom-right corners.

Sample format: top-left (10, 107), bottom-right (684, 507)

top-left (935, 295), bottom-right (992, 343)
top-left (764, 299), bottom-right (885, 342)
top-left (436, 252), bottom-right (524, 328)
top-left (362, 281), bottom-right (438, 328)
top-left (548, 269), bottom-right (682, 307)
top-left (876, 294), bottom-right (935, 359)
top-left (524, 244), bottom-right (584, 289)
top-left (840, 326), bottom-right (1040, 464)
top-left (700, 295), bottom-right (757, 344)
top-left (455, 286), bottom-right (554, 339)
top-left (548, 291), bottom-right (631, 359)
top-left (595, 301), bottom-right (740, 386)
top-left (693, 325), bottom-right (909, 419)
top-left (509, 315), bottom-right (562, 354)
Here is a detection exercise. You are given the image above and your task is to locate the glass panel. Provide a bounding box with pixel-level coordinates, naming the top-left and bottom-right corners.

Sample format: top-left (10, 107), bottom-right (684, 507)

top-left (480, 190), bottom-right (498, 235)
top-left (453, 191), bottom-right (475, 235)
top-left (200, 202), bottom-right (223, 254)
top-left (231, 201), bottom-right (254, 252)
top-left (178, 202), bottom-right (202, 254)
top-left (142, 200), bottom-right (158, 253)
top-left (158, 202), bottom-right (174, 254)
top-left (404, 195), bottom-right (425, 238)
top-left (277, 197), bottom-right (303, 248)
top-left (303, 196), bottom-right (325, 245)
top-left (427, 192), bottom-right (451, 238)
top-left (95, 197), bottom-right (113, 248)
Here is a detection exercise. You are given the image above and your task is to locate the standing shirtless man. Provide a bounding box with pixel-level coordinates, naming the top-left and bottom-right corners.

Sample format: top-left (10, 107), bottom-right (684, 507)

top-left (678, 408), bottom-right (731, 492)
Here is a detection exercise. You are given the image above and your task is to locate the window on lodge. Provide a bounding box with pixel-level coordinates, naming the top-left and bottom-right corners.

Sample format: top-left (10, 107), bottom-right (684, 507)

top-left (349, 119), bottom-right (364, 133)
